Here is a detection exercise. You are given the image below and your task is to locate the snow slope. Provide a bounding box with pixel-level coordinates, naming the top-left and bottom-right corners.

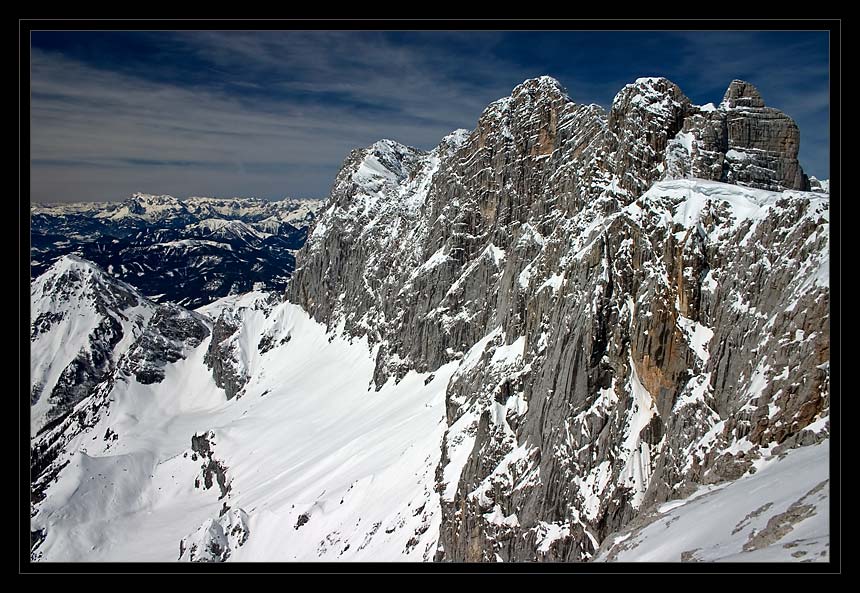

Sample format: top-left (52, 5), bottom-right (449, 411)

top-left (594, 439), bottom-right (830, 562)
top-left (32, 297), bottom-right (454, 562)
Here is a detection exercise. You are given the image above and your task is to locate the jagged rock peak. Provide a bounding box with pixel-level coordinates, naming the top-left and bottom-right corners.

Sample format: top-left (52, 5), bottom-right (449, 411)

top-left (350, 139), bottom-right (427, 185)
top-left (721, 79), bottom-right (766, 109)
top-left (440, 128), bottom-right (471, 147)
top-left (611, 76), bottom-right (691, 114)
top-left (481, 76), bottom-right (573, 120)
top-left (437, 128), bottom-right (472, 157)
top-left (368, 137), bottom-right (422, 155)
top-left (510, 75), bottom-right (570, 99)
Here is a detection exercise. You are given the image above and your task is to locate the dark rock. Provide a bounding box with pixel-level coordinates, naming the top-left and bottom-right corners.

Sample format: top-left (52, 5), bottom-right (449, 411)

top-left (120, 304), bottom-right (210, 384)
top-left (295, 513), bottom-right (310, 529)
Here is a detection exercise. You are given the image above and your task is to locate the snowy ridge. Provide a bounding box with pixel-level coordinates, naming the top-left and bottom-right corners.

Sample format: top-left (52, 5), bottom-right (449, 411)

top-left (30, 255), bottom-right (158, 436)
top-left (31, 296), bottom-right (456, 561)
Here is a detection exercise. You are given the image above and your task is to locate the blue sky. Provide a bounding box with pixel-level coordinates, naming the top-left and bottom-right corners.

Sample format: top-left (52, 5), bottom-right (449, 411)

top-left (30, 30), bottom-right (830, 202)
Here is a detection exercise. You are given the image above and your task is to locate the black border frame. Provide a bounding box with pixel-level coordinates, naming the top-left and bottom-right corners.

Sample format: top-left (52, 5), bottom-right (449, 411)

top-left (19, 18), bottom-right (841, 575)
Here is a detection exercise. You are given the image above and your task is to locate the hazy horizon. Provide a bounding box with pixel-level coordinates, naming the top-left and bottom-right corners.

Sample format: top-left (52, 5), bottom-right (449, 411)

top-left (30, 30), bottom-right (830, 203)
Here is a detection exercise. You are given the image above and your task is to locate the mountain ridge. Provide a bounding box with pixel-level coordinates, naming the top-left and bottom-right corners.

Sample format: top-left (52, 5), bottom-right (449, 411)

top-left (288, 74), bottom-right (829, 561)
top-left (30, 74), bottom-right (831, 563)
top-left (31, 195), bottom-right (323, 308)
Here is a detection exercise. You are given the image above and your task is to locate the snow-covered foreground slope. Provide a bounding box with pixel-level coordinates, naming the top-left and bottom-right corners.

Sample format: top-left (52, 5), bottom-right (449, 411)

top-left (32, 295), bottom-right (453, 562)
top-left (594, 439), bottom-right (830, 562)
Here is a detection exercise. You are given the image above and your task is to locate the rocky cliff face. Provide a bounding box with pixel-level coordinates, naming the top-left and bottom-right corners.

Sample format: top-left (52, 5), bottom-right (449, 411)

top-left (674, 80), bottom-right (808, 192)
top-left (203, 292), bottom-right (281, 400)
top-left (288, 76), bottom-right (829, 561)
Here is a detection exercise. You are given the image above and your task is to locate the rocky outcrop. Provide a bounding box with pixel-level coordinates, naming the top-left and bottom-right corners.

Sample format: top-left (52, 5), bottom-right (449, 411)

top-left (178, 508), bottom-right (250, 562)
top-left (809, 176), bottom-right (829, 193)
top-left (202, 292), bottom-right (278, 399)
top-left (204, 314), bottom-right (246, 400)
top-left (721, 78), bottom-right (808, 191)
top-left (191, 430), bottom-right (231, 499)
top-left (668, 80), bottom-right (808, 192)
top-left (120, 305), bottom-right (209, 384)
top-left (288, 76), bottom-right (829, 562)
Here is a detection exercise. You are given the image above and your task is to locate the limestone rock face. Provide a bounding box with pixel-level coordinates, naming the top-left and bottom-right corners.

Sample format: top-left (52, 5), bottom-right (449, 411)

top-left (670, 80), bottom-right (808, 192)
top-left (722, 79), bottom-right (766, 109)
top-left (608, 77), bottom-right (692, 195)
top-left (288, 76), bottom-right (829, 562)
top-left (202, 291), bottom-right (281, 400)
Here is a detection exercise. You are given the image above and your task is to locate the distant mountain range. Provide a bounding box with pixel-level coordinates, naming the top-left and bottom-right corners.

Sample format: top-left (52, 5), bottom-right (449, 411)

top-left (31, 194), bottom-right (322, 308)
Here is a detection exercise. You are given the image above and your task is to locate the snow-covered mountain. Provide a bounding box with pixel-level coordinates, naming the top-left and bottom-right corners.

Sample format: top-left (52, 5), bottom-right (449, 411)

top-left (32, 194), bottom-right (320, 231)
top-left (31, 255), bottom-right (157, 436)
top-left (31, 195), bottom-right (322, 308)
top-left (29, 76), bottom-right (831, 564)
top-left (289, 76), bottom-right (830, 562)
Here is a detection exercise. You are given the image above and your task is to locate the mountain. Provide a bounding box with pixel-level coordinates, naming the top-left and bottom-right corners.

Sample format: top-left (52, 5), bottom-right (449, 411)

top-left (30, 255), bottom-right (210, 525)
top-left (31, 195), bottom-right (322, 308)
top-left (29, 76), bottom-right (831, 563)
top-left (31, 255), bottom-right (156, 436)
top-left (288, 76), bottom-right (829, 561)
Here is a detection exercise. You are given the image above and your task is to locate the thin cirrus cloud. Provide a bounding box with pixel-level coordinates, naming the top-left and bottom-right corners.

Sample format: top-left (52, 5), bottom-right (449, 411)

top-left (29, 30), bottom-right (829, 203)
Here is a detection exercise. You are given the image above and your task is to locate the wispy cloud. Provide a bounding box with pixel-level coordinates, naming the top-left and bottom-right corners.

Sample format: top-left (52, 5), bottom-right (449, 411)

top-left (29, 31), bottom-right (830, 202)
top-left (29, 33), bottom-right (535, 201)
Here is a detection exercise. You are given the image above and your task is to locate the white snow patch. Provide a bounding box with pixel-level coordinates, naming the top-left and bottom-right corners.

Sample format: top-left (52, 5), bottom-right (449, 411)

top-left (534, 521), bottom-right (570, 553)
top-left (538, 272), bottom-right (565, 294)
top-left (676, 315), bottom-right (714, 363)
top-left (596, 441), bottom-right (830, 562)
top-left (33, 302), bottom-right (458, 562)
